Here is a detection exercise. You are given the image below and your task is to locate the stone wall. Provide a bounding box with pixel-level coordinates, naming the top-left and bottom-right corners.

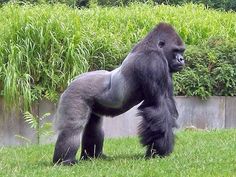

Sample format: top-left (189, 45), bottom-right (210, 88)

top-left (0, 96), bottom-right (235, 146)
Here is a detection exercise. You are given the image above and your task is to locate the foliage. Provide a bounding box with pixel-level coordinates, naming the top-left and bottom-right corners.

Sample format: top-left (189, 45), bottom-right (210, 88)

top-left (1, 130), bottom-right (236, 176)
top-left (155, 0), bottom-right (236, 11)
top-left (23, 111), bottom-right (53, 144)
top-left (0, 4), bottom-right (89, 109)
top-left (97, 0), bottom-right (236, 11)
top-left (2, 0), bottom-right (236, 11)
top-left (174, 38), bottom-right (236, 98)
top-left (0, 0), bottom-right (88, 7)
top-left (24, 111), bottom-right (53, 144)
top-left (0, 3), bottom-right (235, 110)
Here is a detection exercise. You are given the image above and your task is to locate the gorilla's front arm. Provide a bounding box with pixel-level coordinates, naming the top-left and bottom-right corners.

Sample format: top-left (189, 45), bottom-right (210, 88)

top-left (134, 51), bottom-right (177, 157)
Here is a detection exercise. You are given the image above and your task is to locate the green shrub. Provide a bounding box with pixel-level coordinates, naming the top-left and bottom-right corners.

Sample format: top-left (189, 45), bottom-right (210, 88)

top-left (174, 39), bottom-right (236, 97)
top-left (0, 3), bottom-right (235, 110)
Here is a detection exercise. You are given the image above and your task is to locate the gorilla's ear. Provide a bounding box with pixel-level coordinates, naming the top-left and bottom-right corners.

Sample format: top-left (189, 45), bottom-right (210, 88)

top-left (158, 40), bottom-right (165, 48)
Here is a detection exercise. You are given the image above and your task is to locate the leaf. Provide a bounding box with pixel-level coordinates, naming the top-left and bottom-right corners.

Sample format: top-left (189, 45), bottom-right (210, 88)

top-left (23, 111), bottom-right (38, 129)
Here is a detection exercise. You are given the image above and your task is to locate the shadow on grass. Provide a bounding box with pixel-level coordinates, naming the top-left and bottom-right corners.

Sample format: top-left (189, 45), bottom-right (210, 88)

top-left (106, 153), bottom-right (145, 161)
top-left (36, 153), bottom-right (145, 167)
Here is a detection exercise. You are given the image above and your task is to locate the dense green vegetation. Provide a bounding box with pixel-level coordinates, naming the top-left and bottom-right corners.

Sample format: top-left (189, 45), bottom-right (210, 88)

top-left (1, 130), bottom-right (236, 176)
top-left (0, 3), bottom-right (235, 110)
top-left (98, 0), bottom-right (236, 11)
top-left (0, 0), bottom-right (87, 7)
top-left (0, 4), bottom-right (88, 109)
top-left (1, 0), bottom-right (236, 11)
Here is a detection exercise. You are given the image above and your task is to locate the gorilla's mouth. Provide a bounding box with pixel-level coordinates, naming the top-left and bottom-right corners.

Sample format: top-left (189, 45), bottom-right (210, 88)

top-left (177, 65), bottom-right (184, 70)
top-left (171, 64), bottom-right (184, 72)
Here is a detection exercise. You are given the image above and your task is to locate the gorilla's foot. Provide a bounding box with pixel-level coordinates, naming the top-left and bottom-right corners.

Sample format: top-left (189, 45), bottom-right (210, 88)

top-left (145, 149), bottom-right (166, 159)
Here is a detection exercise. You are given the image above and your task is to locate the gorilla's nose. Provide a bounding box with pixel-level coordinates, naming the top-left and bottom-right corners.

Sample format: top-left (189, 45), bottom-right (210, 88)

top-left (177, 54), bottom-right (185, 65)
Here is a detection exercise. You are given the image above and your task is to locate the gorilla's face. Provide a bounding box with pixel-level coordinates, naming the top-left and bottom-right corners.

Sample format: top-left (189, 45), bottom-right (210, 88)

top-left (168, 45), bottom-right (185, 72)
top-left (158, 39), bottom-right (185, 73)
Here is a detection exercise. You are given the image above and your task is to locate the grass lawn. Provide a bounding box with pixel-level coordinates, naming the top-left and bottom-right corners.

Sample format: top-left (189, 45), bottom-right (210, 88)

top-left (0, 129), bottom-right (236, 177)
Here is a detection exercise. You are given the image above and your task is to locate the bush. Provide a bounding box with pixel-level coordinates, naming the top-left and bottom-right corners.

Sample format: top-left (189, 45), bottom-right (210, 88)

top-left (0, 3), bottom-right (235, 110)
top-left (174, 38), bottom-right (236, 97)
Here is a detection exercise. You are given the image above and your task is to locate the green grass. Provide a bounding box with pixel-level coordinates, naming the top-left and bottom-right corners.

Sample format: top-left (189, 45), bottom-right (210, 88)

top-left (1, 129), bottom-right (236, 177)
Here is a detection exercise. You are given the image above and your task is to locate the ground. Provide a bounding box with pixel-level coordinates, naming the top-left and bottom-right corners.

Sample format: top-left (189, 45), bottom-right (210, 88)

top-left (0, 129), bottom-right (236, 177)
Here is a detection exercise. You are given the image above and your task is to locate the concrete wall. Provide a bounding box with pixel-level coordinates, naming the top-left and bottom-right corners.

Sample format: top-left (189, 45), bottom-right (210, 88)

top-left (0, 99), bottom-right (37, 146)
top-left (0, 96), bottom-right (235, 146)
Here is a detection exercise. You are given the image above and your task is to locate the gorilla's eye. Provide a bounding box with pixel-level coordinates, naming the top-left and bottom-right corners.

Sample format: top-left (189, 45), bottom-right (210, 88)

top-left (158, 40), bottom-right (165, 48)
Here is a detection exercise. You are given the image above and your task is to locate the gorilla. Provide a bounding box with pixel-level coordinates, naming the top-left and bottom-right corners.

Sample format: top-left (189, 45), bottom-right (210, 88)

top-left (53, 22), bottom-right (185, 165)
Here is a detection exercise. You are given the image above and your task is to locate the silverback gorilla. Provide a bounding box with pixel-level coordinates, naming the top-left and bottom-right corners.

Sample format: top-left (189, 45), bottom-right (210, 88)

top-left (53, 22), bottom-right (185, 165)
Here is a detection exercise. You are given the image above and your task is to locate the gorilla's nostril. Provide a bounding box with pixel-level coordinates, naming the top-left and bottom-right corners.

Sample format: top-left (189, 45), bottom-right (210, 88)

top-left (176, 54), bottom-right (184, 63)
top-left (177, 57), bottom-right (185, 65)
top-left (177, 58), bottom-right (183, 62)
top-left (179, 57), bottom-right (184, 61)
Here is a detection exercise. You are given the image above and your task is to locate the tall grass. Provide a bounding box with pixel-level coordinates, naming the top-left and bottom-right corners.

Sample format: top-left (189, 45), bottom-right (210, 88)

top-left (78, 3), bottom-right (236, 51)
top-left (0, 4), bottom-right (88, 110)
top-left (0, 3), bottom-right (236, 110)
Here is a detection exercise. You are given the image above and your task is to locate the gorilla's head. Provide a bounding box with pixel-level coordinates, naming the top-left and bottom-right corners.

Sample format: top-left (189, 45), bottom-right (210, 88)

top-left (156, 23), bottom-right (186, 73)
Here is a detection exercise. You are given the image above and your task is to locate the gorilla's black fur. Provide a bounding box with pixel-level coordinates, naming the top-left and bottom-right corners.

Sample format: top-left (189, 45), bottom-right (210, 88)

top-left (53, 22), bottom-right (185, 165)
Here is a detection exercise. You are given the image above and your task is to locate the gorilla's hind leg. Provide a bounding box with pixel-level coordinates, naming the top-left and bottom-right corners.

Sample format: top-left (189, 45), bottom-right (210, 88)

top-left (53, 98), bottom-right (90, 165)
top-left (80, 113), bottom-right (105, 160)
top-left (53, 128), bottom-right (82, 165)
